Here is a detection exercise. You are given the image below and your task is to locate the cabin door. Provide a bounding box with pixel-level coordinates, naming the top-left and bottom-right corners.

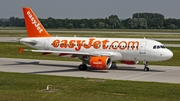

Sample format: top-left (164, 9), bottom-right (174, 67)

top-left (139, 41), bottom-right (146, 54)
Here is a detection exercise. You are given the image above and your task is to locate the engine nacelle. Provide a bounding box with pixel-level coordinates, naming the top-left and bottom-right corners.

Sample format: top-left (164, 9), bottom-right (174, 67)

top-left (89, 56), bottom-right (112, 70)
top-left (121, 61), bottom-right (138, 65)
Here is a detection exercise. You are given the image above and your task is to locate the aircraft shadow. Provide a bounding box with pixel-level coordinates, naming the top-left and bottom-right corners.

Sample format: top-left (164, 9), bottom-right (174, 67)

top-left (110, 66), bottom-right (165, 72)
top-left (28, 68), bottom-right (108, 74)
top-left (3, 61), bottom-right (165, 73)
top-left (3, 61), bottom-right (108, 73)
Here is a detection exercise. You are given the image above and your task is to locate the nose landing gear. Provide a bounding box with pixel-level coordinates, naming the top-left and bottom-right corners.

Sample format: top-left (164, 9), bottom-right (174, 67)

top-left (144, 61), bottom-right (149, 71)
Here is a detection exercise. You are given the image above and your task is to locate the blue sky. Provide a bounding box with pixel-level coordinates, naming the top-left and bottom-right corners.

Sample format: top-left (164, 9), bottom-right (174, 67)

top-left (0, 0), bottom-right (180, 19)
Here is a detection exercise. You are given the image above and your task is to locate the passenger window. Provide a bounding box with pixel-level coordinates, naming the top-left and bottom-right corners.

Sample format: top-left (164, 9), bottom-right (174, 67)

top-left (153, 45), bottom-right (156, 49)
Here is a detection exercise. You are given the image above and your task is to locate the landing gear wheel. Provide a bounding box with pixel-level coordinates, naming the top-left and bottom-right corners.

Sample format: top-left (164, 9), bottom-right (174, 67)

top-left (79, 64), bottom-right (87, 70)
top-left (143, 61), bottom-right (149, 72)
top-left (144, 67), bottom-right (149, 71)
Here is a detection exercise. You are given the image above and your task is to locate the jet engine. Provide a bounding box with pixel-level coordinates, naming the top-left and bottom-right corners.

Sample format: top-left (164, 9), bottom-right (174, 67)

top-left (89, 56), bottom-right (112, 70)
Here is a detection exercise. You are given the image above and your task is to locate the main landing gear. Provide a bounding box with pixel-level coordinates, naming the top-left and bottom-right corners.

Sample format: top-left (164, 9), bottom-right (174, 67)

top-left (79, 64), bottom-right (87, 70)
top-left (143, 61), bottom-right (149, 71)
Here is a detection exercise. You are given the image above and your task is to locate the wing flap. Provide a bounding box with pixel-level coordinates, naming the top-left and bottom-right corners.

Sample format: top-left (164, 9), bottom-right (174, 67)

top-left (22, 49), bottom-right (120, 58)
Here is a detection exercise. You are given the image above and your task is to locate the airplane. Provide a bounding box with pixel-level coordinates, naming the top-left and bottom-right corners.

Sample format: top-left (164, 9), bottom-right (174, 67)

top-left (19, 7), bottom-right (173, 71)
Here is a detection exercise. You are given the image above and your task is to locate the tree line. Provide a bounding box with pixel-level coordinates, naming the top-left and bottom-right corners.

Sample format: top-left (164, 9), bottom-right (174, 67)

top-left (0, 13), bottom-right (180, 29)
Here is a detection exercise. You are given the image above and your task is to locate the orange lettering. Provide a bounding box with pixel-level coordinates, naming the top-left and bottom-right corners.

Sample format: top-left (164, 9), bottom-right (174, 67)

top-left (128, 41), bottom-right (139, 50)
top-left (111, 41), bottom-right (119, 50)
top-left (51, 39), bottom-right (60, 48)
top-left (119, 41), bottom-right (127, 50)
top-left (75, 40), bottom-right (85, 51)
top-left (60, 40), bottom-right (68, 48)
top-left (51, 38), bottom-right (139, 51)
top-left (84, 38), bottom-right (95, 49)
top-left (93, 40), bottom-right (101, 49)
top-left (102, 39), bottom-right (109, 49)
top-left (69, 40), bottom-right (75, 48)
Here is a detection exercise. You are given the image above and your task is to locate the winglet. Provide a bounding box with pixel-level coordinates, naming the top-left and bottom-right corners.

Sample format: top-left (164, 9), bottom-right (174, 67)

top-left (18, 47), bottom-right (24, 53)
top-left (22, 7), bottom-right (51, 37)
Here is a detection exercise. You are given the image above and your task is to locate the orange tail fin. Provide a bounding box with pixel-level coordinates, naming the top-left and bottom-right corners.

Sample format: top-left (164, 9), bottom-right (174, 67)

top-left (22, 7), bottom-right (51, 37)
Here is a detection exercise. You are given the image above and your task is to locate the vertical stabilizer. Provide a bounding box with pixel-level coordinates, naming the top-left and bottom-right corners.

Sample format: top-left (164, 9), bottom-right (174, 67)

top-left (22, 7), bottom-right (51, 37)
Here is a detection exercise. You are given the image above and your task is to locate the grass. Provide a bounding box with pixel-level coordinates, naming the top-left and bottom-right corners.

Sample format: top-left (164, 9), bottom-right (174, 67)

top-left (0, 42), bottom-right (180, 66)
top-left (159, 41), bottom-right (180, 44)
top-left (0, 28), bottom-right (180, 38)
top-left (1, 27), bottom-right (180, 32)
top-left (50, 33), bottom-right (180, 38)
top-left (1, 32), bottom-right (180, 38)
top-left (0, 72), bottom-right (180, 101)
top-left (0, 42), bottom-right (79, 61)
top-left (0, 27), bottom-right (26, 30)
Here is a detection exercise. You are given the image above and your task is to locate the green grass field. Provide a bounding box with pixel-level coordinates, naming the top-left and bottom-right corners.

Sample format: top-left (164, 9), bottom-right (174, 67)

top-left (1, 27), bottom-right (180, 32)
top-left (1, 32), bottom-right (180, 38)
top-left (158, 41), bottom-right (180, 44)
top-left (0, 72), bottom-right (180, 101)
top-left (0, 28), bottom-right (180, 38)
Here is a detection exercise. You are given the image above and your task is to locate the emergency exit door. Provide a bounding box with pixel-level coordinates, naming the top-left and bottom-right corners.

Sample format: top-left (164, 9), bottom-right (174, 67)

top-left (44, 39), bottom-right (49, 50)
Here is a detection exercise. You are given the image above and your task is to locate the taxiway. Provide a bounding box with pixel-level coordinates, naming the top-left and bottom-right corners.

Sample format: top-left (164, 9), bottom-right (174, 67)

top-left (0, 58), bottom-right (180, 84)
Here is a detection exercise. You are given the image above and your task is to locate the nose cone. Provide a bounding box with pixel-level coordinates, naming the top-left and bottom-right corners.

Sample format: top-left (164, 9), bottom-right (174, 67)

top-left (164, 49), bottom-right (173, 60)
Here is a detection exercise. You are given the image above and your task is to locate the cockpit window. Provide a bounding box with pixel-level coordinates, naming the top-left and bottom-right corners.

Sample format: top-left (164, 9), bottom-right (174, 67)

top-left (157, 46), bottom-right (160, 49)
top-left (161, 45), bottom-right (166, 48)
top-left (153, 45), bottom-right (166, 49)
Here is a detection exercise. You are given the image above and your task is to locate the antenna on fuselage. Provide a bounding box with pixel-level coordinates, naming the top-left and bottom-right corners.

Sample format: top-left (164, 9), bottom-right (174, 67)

top-left (143, 37), bottom-right (146, 39)
top-left (74, 35), bottom-right (76, 37)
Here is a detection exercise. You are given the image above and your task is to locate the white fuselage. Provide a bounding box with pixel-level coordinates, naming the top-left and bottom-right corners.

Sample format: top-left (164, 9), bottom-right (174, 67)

top-left (20, 37), bottom-right (173, 62)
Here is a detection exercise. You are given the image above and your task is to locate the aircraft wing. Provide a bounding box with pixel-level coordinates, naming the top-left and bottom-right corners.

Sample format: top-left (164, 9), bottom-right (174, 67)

top-left (31, 50), bottom-right (112, 56)
top-left (18, 46), bottom-right (122, 59)
top-left (32, 50), bottom-right (91, 56)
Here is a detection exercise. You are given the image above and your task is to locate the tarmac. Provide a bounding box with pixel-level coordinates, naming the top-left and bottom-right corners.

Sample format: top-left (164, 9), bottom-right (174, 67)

top-left (0, 58), bottom-right (180, 84)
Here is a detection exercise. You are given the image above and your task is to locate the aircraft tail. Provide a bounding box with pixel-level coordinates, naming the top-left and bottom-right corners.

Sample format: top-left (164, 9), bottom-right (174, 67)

top-left (22, 7), bottom-right (51, 37)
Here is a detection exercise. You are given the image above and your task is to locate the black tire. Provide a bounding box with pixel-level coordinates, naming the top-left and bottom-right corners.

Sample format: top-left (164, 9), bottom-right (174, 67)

top-left (144, 67), bottom-right (149, 71)
top-left (79, 64), bottom-right (87, 70)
